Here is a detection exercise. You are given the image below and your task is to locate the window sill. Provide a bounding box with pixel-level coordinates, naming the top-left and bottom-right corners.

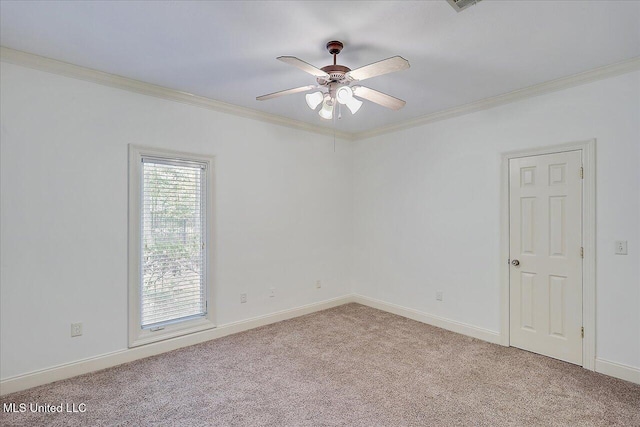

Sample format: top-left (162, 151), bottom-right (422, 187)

top-left (129, 317), bottom-right (216, 348)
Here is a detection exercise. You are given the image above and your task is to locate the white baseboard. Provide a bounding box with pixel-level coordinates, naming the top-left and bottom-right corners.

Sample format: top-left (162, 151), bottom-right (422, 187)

top-left (595, 358), bottom-right (640, 385)
top-left (3, 294), bottom-right (636, 396)
top-left (0, 295), bottom-right (355, 396)
top-left (352, 294), bottom-right (502, 345)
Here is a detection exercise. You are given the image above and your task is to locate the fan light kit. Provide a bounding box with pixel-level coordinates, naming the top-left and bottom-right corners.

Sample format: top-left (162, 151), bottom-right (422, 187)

top-left (257, 41), bottom-right (410, 120)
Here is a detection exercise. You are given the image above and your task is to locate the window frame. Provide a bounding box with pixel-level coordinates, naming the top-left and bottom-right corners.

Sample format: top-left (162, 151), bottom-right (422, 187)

top-left (128, 145), bottom-right (215, 347)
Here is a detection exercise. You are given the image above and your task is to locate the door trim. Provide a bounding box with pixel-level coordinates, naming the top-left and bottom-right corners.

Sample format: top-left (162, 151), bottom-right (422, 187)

top-left (500, 139), bottom-right (596, 370)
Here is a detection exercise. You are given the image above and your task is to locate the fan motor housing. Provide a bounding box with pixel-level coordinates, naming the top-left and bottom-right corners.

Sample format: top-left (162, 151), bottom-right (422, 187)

top-left (319, 65), bottom-right (351, 83)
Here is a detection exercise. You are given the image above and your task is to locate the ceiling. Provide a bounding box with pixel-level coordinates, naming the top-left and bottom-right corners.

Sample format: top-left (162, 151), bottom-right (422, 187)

top-left (1, 1), bottom-right (639, 134)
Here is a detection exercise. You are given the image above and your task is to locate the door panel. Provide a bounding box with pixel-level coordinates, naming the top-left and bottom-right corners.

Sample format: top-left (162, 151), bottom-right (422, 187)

top-left (549, 275), bottom-right (566, 338)
top-left (509, 150), bottom-right (582, 365)
top-left (549, 196), bottom-right (566, 256)
top-left (520, 197), bottom-right (536, 254)
top-left (520, 272), bottom-right (536, 330)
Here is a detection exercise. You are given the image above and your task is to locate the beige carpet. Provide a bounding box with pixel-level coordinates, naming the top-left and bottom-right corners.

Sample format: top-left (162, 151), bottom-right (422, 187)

top-left (1, 303), bottom-right (639, 426)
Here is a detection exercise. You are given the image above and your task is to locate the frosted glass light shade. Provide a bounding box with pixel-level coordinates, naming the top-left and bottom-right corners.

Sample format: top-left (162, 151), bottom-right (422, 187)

top-left (345, 97), bottom-right (363, 114)
top-left (318, 101), bottom-right (334, 120)
top-left (305, 91), bottom-right (324, 110)
top-left (336, 86), bottom-right (353, 104)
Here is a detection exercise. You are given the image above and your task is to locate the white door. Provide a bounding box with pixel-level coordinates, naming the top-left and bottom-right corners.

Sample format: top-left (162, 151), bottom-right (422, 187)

top-left (509, 150), bottom-right (583, 365)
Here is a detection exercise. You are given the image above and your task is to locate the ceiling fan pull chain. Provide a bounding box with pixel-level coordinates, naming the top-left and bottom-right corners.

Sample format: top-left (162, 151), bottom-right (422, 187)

top-left (333, 105), bottom-right (337, 152)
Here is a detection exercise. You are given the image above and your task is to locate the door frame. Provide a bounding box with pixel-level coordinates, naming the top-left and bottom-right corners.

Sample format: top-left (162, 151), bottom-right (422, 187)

top-left (500, 139), bottom-right (596, 370)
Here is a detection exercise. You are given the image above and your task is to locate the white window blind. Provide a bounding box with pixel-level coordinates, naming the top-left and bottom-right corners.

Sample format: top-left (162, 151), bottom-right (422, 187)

top-left (141, 157), bottom-right (207, 329)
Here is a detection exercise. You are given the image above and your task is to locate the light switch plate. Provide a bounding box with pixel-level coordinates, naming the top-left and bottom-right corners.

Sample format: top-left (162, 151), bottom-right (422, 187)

top-left (615, 241), bottom-right (628, 255)
top-left (71, 322), bottom-right (83, 337)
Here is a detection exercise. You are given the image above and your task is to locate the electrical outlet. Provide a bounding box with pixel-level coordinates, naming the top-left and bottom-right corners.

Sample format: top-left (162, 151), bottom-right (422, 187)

top-left (436, 291), bottom-right (443, 301)
top-left (269, 287), bottom-right (276, 298)
top-left (615, 241), bottom-right (628, 255)
top-left (71, 322), bottom-right (83, 337)
top-left (316, 280), bottom-right (322, 289)
top-left (240, 293), bottom-right (247, 304)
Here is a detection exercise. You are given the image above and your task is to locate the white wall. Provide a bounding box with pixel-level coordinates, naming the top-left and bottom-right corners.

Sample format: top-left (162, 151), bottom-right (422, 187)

top-left (0, 62), bottom-right (354, 380)
top-left (2, 59), bottom-right (639, 382)
top-left (352, 71), bottom-right (640, 370)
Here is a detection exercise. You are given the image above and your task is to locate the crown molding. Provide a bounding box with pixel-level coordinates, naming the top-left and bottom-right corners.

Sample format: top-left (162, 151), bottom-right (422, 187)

top-left (353, 56), bottom-right (640, 140)
top-left (2, 47), bottom-right (638, 142)
top-left (0, 46), bottom-right (354, 141)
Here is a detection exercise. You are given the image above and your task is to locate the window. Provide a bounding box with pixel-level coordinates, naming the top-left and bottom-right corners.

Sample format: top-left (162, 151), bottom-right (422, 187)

top-left (129, 145), bottom-right (215, 347)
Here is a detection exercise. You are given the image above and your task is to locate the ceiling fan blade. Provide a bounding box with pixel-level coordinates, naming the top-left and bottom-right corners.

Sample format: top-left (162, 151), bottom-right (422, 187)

top-left (352, 86), bottom-right (406, 110)
top-left (256, 85), bottom-right (317, 101)
top-left (346, 56), bottom-right (410, 82)
top-left (277, 56), bottom-right (330, 79)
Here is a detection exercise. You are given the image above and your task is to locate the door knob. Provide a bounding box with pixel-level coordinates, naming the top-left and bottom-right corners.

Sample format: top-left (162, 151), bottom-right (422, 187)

top-left (511, 259), bottom-right (520, 266)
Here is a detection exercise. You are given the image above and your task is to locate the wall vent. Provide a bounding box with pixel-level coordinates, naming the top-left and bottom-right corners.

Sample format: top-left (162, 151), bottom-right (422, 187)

top-left (447, 0), bottom-right (482, 13)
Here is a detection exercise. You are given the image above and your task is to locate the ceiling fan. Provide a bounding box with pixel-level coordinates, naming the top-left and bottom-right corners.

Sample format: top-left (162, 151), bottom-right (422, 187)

top-left (256, 41), bottom-right (410, 120)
